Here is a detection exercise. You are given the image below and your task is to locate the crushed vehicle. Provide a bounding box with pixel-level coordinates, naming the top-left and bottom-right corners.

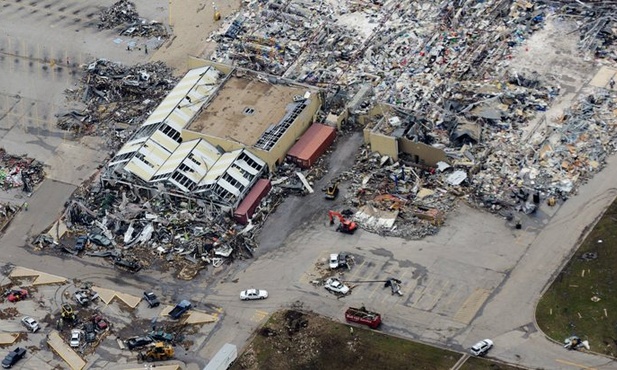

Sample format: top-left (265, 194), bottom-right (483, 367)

top-left (1, 347), bottom-right (26, 369)
top-left (337, 252), bottom-right (352, 269)
top-left (74, 235), bottom-right (88, 252)
top-left (384, 278), bottom-right (403, 296)
top-left (564, 336), bottom-right (590, 351)
top-left (20, 316), bottom-right (40, 333)
top-left (89, 233), bottom-right (112, 247)
top-left (240, 289), bottom-right (268, 301)
top-left (328, 211), bottom-right (358, 234)
top-left (345, 306), bottom-right (381, 329)
top-left (470, 339), bottom-right (494, 356)
top-left (92, 314), bottom-right (109, 331)
top-left (83, 323), bottom-right (96, 343)
top-left (127, 336), bottom-right (154, 350)
top-left (149, 330), bottom-right (173, 342)
top-left (6, 289), bottom-right (28, 303)
top-left (168, 300), bottom-right (191, 319)
top-left (74, 291), bottom-right (90, 306)
top-left (324, 277), bottom-right (350, 296)
top-left (114, 256), bottom-right (142, 272)
top-left (143, 291), bottom-right (160, 308)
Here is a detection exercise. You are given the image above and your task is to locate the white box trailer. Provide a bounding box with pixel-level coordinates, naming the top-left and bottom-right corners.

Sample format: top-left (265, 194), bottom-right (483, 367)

top-left (203, 343), bottom-right (237, 370)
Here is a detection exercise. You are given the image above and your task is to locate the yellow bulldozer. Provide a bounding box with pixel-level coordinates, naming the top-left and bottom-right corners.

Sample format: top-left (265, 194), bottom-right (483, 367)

top-left (138, 342), bottom-right (174, 362)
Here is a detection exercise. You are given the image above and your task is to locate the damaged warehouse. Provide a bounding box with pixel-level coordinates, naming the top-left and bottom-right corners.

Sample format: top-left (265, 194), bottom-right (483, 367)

top-left (104, 63), bottom-right (322, 210)
top-left (36, 62), bottom-right (330, 276)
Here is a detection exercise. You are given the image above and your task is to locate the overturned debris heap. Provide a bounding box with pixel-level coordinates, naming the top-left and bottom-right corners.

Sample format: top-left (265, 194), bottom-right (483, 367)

top-left (98, 0), bottom-right (168, 38)
top-left (0, 148), bottom-right (45, 193)
top-left (35, 179), bottom-right (260, 278)
top-left (59, 60), bottom-right (177, 147)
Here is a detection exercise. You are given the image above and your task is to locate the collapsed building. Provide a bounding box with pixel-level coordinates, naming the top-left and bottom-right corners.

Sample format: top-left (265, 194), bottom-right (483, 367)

top-left (103, 61), bottom-right (322, 211)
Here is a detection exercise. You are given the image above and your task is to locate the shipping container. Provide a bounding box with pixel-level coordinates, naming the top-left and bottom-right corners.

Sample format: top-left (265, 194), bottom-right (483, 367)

top-left (286, 123), bottom-right (336, 168)
top-left (233, 179), bottom-right (272, 225)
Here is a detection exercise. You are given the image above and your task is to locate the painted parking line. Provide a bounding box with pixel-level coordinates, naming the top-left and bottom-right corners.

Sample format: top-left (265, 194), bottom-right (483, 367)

top-left (250, 310), bottom-right (269, 322)
top-left (411, 276), bottom-right (434, 306)
top-left (424, 279), bottom-right (449, 310)
top-left (345, 259), bottom-right (366, 281)
top-left (452, 288), bottom-right (490, 324)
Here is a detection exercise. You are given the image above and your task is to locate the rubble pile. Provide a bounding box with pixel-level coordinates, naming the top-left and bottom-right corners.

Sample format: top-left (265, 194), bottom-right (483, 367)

top-left (0, 149), bottom-right (45, 193)
top-left (99, 0), bottom-right (138, 28)
top-left (470, 90), bottom-right (617, 207)
top-left (211, 1), bottom-right (547, 101)
top-left (59, 60), bottom-right (177, 148)
top-left (98, 0), bottom-right (167, 38)
top-left (547, 0), bottom-right (617, 60)
top-left (0, 203), bottom-right (19, 230)
top-left (36, 181), bottom-right (261, 278)
top-left (332, 149), bottom-right (452, 239)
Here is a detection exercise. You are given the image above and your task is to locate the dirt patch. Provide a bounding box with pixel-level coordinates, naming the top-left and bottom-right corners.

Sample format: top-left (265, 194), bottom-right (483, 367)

top-left (231, 309), bottom-right (460, 370)
top-left (0, 307), bottom-right (20, 320)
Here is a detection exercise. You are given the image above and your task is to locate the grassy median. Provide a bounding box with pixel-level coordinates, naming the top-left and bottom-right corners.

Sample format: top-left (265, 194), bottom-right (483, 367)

top-left (536, 199), bottom-right (617, 356)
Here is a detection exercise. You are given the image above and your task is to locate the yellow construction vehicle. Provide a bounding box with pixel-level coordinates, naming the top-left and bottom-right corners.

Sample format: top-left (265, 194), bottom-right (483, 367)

top-left (324, 182), bottom-right (339, 200)
top-left (138, 342), bottom-right (174, 362)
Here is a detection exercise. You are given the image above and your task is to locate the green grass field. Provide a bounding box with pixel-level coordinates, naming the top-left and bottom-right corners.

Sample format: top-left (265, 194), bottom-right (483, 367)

top-left (536, 199), bottom-right (617, 356)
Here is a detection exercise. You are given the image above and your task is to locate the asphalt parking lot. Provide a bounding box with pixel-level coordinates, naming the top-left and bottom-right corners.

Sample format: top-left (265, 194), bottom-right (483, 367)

top-left (0, 0), bottom-right (165, 185)
top-left (207, 201), bottom-right (533, 351)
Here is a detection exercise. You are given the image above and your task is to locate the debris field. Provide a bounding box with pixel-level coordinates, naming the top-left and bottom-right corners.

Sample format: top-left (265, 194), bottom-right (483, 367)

top-left (32, 0), bottom-right (617, 273)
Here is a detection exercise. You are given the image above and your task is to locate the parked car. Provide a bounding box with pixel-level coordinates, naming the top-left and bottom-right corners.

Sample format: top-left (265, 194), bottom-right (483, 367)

top-left (74, 236), bottom-right (88, 252)
top-left (470, 339), bottom-right (493, 356)
top-left (1, 347), bottom-right (26, 369)
top-left (240, 289), bottom-right (268, 301)
top-left (143, 291), bottom-right (160, 308)
top-left (89, 233), bottom-right (112, 247)
top-left (324, 278), bottom-right (350, 295)
top-left (21, 316), bottom-right (39, 333)
top-left (6, 289), bottom-right (28, 303)
top-left (329, 253), bottom-right (339, 269)
top-left (126, 336), bottom-right (153, 350)
top-left (69, 329), bottom-right (82, 348)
